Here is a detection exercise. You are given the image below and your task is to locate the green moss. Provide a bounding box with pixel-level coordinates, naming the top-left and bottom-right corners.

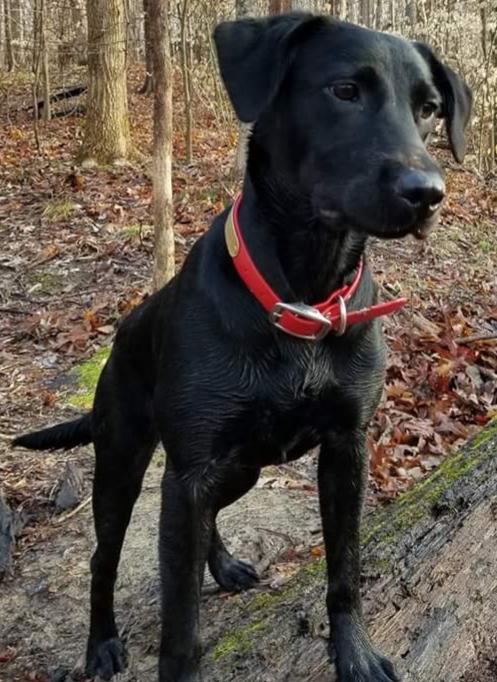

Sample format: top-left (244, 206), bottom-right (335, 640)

top-left (478, 240), bottom-right (497, 254)
top-left (43, 200), bottom-right (80, 222)
top-left (470, 417), bottom-right (497, 448)
top-left (371, 557), bottom-right (391, 573)
top-left (34, 273), bottom-right (65, 294)
top-left (67, 346), bottom-right (111, 409)
top-left (247, 590), bottom-right (289, 612)
top-left (362, 427), bottom-right (496, 549)
top-left (304, 557), bottom-right (326, 577)
top-left (212, 620), bottom-right (267, 660)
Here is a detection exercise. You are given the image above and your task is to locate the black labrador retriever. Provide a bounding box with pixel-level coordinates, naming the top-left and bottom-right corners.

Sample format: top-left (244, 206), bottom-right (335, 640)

top-left (15, 12), bottom-right (472, 682)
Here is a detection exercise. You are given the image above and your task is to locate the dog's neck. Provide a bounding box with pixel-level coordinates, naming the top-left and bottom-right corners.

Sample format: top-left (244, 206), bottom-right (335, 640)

top-left (239, 173), bottom-right (367, 305)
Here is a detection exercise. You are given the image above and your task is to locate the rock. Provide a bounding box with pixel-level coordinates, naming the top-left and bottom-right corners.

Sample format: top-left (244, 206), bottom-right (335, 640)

top-left (54, 462), bottom-right (84, 513)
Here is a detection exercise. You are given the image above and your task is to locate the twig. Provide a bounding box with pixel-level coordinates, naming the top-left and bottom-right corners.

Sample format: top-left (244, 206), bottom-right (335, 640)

top-left (255, 526), bottom-right (294, 546)
top-left (52, 495), bottom-right (92, 525)
top-left (381, 285), bottom-right (440, 337)
top-left (455, 332), bottom-right (497, 345)
top-left (0, 307), bottom-right (31, 315)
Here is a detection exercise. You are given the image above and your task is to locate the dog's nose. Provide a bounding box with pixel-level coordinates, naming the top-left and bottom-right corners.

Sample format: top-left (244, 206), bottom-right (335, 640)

top-left (395, 170), bottom-right (446, 213)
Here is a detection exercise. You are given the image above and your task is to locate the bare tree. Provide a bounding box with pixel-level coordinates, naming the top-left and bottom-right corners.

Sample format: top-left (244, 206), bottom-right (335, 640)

top-left (0, 0), bottom-right (3, 69)
top-left (79, 0), bottom-right (132, 165)
top-left (4, 0), bottom-right (14, 71)
top-left (10, 0), bottom-right (22, 66)
top-left (268, 0), bottom-right (292, 12)
top-left (125, 0), bottom-right (141, 63)
top-left (140, 0), bottom-right (154, 94)
top-left (149, 0), bottom-right (175, 289)
top-left (232, 0), bottom-right (254, 179)
top-left (33, 0), bottom-right (51, 122)
top-left (179, 0), bottom-right (193, 162)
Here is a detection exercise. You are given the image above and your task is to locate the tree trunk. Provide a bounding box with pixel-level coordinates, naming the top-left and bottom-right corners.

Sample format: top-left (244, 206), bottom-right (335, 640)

top-left (4, 0), bottom-right (14, 71)
top-left (232, 0), bottom-right (254, 180)
top-left (33, 0), bottom-right (51, 124)
top-left (79, 0), bottom-right (132, 165)
top-left (375, 0), bottom-right (383, 29)
top-left (125, 0), bottom-right (141, 63)
top-left (0, 0), bottom-right (3, 70)
top-left (389, 0), bottom-right (395, 31)
top-left (179, 0), bottom-right (193, 163)
top-left (201, 422), bottom-right (497, 681)
top-left (359, 0), bottom-right (371, 27)
top-left (149, 0), bottom-right (175, 290)
top-left (10, 0), bottom-right (21, 66)
top-left (41, 0), bottom-right (51, 122)
top-left (140, 0), bottom-right (154, 95)
top-left (70, 0), bottom-right (87, 65)
top-left (268, 0), bottom-right (293, 13)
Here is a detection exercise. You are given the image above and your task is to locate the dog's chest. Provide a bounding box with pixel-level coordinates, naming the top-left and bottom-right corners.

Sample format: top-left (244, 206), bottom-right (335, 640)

top-left (238, 344), bottom-right (358, 465)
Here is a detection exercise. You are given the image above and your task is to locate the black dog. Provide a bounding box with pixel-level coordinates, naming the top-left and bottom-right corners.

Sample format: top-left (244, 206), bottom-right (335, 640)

top-left (15, 13), bottom-right (472, 682)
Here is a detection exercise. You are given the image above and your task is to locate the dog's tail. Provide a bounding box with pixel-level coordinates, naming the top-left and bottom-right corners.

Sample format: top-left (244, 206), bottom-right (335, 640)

top-left (12, 413), bottom-right (93, 451)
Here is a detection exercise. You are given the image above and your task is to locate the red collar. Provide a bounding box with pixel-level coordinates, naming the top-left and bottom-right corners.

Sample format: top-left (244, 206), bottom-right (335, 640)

top-left (225, 194), bottom-right (408, 341)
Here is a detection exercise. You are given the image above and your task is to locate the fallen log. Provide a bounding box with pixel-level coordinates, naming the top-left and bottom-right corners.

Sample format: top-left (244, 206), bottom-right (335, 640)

top-left (203, 420), bottom-right (497, 682)
top-left (31, 85), bottom-right (87, 118)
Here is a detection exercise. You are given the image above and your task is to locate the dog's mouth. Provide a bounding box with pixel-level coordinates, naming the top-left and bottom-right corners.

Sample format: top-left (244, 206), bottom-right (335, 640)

top-left (374, 215), bottom-right (439, 240)
top-left (412, 220), bottom-right (437, 240)
top-left (319, 206), bottom-right (440, 241)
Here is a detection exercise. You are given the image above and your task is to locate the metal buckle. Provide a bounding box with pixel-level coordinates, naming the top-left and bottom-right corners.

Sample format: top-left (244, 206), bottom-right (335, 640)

top-left (336, 295), bottom-right (348, 336)
top-left (270, 302), bottom-right (332, 341)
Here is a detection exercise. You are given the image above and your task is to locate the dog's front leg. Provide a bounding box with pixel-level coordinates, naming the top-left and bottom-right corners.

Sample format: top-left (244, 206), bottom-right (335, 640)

top-left (158, 468), bottom-right (212, 682)
top-left (319, 431), bottom-right (399, 682)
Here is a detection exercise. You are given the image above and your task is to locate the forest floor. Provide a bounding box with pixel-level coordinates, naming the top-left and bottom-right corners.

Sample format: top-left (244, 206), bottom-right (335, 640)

top-left (0, 69), bottom-right (496, 680)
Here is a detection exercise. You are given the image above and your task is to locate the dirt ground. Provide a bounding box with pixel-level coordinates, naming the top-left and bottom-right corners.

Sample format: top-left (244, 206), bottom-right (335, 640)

top-left (1, 70), bottom-right (496, 680)
top-left (0, 448), bottom-right (327, 680)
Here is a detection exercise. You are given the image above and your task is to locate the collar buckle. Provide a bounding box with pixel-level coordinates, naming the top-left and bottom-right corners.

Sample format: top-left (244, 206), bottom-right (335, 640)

top-left (335, 295), bottom-right (348, 336)
top-left (270, 302), bottom-right (332, 341)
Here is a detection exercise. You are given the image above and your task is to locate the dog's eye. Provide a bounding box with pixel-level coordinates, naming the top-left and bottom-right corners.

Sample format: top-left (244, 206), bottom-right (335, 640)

top-left (331, 83), bottom-right (359, 102)
top-left (420, 102), bottom-right (438, 120)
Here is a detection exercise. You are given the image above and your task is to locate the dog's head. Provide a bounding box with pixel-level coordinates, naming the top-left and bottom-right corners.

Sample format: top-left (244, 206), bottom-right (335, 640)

top-left (214, 13), bottom-right (472, 240)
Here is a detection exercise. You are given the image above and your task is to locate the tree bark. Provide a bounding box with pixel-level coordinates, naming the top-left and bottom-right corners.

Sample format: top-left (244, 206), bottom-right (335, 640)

top-left (179, 0), bottom-right (193, 163)
top-left (78, 0), bottom-right (132, 165)
top-left (232, 0), bottom-right (254, 180)
top-left (201, 421), bottom-right (497, 681)
top-left (359, 0), bottom-right (371, 27)
top-left (70, 0), bottom-right (87, 66)
top-left (140, 0), bottom-right (154, 95)
top-left (125, 0), bottom-right (141, 63)
top-left (268, 0), bottom-right (293, 13)
top-left (0, 0), bottom-right (3, 70)
top-left (149, 0), bottom-right (175, 290)
top-left (4, 0), bottom-right (14, 71)
top-left (33, 0), bottom-right (51, 123)
top-left (40, 0), bottom-right (51, 122)
top-left (10, 0), bottom-right (21, 66)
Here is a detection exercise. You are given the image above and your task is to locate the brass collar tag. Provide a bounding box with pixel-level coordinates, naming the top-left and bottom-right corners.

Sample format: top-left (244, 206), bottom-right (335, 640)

top-left (224, 205), bottom-right (240, 258)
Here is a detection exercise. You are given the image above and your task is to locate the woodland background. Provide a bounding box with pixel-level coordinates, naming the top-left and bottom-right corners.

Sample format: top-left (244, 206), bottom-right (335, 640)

top-left (0, 1), bottom-right (496, 680)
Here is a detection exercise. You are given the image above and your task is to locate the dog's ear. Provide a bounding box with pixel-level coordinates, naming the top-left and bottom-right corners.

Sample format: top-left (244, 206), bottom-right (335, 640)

top-left (414, 43), bottom-right (473, 163)
top-left (213, 12), bottom-right (320, 123)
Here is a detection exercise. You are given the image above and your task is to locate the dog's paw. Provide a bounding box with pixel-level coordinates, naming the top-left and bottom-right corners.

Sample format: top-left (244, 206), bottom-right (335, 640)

top-left (211, 556), bottom-right (260, 592)
top-left (85, 637), bottom-right (126, 679)
top-left (335, 648), bottom-right (399, 682)
top-left (331, 616), bottom-right (400, 682)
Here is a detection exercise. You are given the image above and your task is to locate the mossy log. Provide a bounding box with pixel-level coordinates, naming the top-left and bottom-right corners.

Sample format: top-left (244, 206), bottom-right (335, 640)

top-left (203, 421), bottom-right (497, 682)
